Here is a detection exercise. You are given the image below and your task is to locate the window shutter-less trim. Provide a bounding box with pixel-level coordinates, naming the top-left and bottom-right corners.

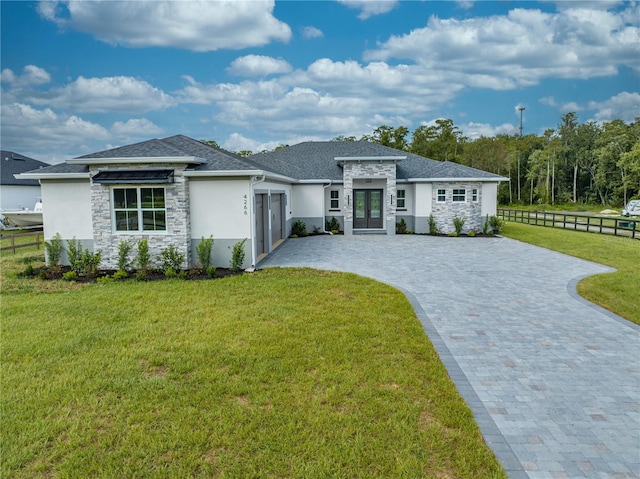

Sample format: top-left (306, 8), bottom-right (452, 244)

top-left (92, 169), bottom-right (174, 184)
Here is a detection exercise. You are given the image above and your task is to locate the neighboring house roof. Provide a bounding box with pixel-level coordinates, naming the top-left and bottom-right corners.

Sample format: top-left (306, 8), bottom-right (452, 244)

top-left (17, 136), bottom-right (507, 183)
top-left (1, 151), bottom-right (49, 186)
top-left (248, 141), bottom-right (506, 181)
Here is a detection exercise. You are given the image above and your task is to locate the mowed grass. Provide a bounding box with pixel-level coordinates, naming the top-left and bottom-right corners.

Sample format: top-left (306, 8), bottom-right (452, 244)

top-left (501, 222), bottom-right (640, 325)
top-left (1, 253), bottom-right (505, 478)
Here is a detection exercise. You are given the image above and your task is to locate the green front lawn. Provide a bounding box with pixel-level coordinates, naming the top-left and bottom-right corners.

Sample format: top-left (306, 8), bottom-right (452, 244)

top-left (1, 253), bottom-right (505, 478)
top-left (501, 222), bottom-right (640, 325)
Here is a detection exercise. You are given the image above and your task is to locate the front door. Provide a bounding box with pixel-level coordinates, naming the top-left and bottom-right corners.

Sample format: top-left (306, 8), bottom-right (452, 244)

top-left (353, 189), bottom-right (383, 229)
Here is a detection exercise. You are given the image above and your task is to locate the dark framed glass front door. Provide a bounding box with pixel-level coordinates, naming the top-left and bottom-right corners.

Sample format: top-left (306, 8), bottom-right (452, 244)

top-left (353, 189), bottom-right (383, 229)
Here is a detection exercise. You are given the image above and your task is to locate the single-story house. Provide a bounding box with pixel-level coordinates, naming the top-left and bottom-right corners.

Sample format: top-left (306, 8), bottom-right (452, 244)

top-left (17, 135), bottom-right (508, 269)
top-left (1, 150), bottom-right (49, 214)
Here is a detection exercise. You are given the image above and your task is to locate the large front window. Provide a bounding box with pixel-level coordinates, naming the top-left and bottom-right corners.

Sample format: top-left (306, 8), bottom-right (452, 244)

top-left (452, 189), bottom-right (466, 202)
top-left (113, 187), bottom-right (166, 232)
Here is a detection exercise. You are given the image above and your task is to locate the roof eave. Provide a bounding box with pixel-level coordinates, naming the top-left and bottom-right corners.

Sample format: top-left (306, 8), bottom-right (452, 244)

top-left (15, 172), bottom-right (90, 180)
top-left (408, 176), bottom-right (509, 182)
top-left (67, 156), bottom-right (206, 165)
top-left (184, 170), bottom-right (297, 183)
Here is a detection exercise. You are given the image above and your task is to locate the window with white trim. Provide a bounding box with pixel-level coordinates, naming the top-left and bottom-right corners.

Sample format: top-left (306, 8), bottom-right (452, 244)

top-left (452, 189), bottom-right (466, 202)
top-left (113, 187), bottom-right (166, 232)
top-left (330, 190), bottom-right (339, 209)
top-left (472, 188), bottom-right (478, 202)
top-left (437, 189), bottom-right (446, 202)
top-left (397, 189), bottom-right (406, 209)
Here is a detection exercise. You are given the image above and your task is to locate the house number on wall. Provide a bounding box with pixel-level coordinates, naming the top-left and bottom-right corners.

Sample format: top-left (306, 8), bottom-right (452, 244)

top-left (243, 195), bottom-right (248, 215)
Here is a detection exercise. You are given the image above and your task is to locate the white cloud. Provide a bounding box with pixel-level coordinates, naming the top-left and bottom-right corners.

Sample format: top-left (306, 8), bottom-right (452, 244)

top-left (337, 0), bottom-right (399, 20)
top-left (589, 91), bottom-right (640, 123)
top-left (0, 102), bottom-right (110, 159)
top-left (364, 5), bottom-right (640, 89)
top-left (301, 26), bottom-right (323, 39)
top-left (227, 55), bottom-right (292, 77)
top-left (222, 132), bottom-right (280, 154)
top-left (39, 0), bottom-right (291, 51)
top-left (0, 65), bottom-right (51, 86)
top-left (459, 121), bottom-right (517, 139)
top-left (28, 76), bottom-right (176, 113)
top-left (111, 118), bottom-right (164, 137)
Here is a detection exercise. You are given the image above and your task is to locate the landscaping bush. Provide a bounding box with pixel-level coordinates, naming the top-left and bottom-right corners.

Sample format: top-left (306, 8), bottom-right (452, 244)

top-left (67, 237), bottom-right (84, 274)
top-left (62, 271), bottom-right (77, 282)
top-left (44, 233), bottom-right (63, 271)
top-left (117, 240), bottom-right (133, 272)
top-left (159, 245), bottom-right (185, 273)
top-left (326, 216), bottom-right (340, 233)
top-left (396, 218), bottom-right (407, 234)
top-left (196, 236), bottom-right (214, 271)
top-left (80, 250), bottom-right (102, 277)
top-left (230, 238), bottom-right (247, 272)
top-left (135, 239), bottom-right (151, 275)
top-left (482, 215), bottom-right (490, 235)
top-left (428, 214), bottom-right (438, 235)
top-left (453, 215), bottom-right (466, 235)
top-left (489, 215), bottom-right (503, 233)
top-left (291, 220), bottom-right (307, 237)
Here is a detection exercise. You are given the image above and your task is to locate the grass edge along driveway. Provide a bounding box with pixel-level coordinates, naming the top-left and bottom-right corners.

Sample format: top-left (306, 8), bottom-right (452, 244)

top-left (501, 222), bottom-right (640, 326)
top-left (2, 264), bottom-right (506, 479)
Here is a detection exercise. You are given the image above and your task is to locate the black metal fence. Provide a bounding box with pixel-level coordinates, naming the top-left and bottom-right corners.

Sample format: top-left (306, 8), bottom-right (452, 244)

top-left (497, 209), bottom-right (638, 240)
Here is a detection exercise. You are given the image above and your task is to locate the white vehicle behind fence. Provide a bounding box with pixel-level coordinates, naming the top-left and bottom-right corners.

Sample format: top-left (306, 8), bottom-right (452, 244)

top-left (621, 200), bottom-right (640, 217)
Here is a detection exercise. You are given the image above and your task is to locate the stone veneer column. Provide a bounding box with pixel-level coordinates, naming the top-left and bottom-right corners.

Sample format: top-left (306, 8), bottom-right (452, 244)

top-left (342, 161), bottom-right (397, 235)
top-left (90, 164), bottom-right (191, 270)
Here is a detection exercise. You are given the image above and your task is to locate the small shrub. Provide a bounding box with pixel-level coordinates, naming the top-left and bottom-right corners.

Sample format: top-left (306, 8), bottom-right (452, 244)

top-left (482, 215), bottom-right (490, 235)
top-left (196, 236), bottom-right (214, 271)
top-left (312, 226), bottom-right (321, 235)
top-left (396, 218), bottom-right (407, 234)
top-left (44, 233), bottom-right (63, 271)
top-left (230, 238), bottom-right (247, 272)
top-left (290, 234), bottom-right (298, 238)
top-left (63, 271), bottom-right (78, 282)
top-left (80, 250), bottom-right (102, 277)
top-left (331, 229), bottom-right (339, 235)
top-left (406, 230), bottom-right (414, 234)
top-left (326, 216), bottom-right (340, 232)
top-left (467, 230), bottom-right (476, 237)
top-left (448, 232), bottom-right (459, 237)
top-left (97, 275), bottom-right (114, 284)
top-left (112, 270), bottom-right (128, 281)
top-left (291, 220), bottom-right (307, 237)
top-left (117, 240), bottom-right (133, 272)
top-left (135, 270), bottom-right (147, 281)
top-left (23, 263), bottom-right (35, 277)
top-left (136, 239), bottom-right (151, 272)
top-left (159, 245), bottom-right (185, 272)
top-left (206, 266), bottom-right (217, 279)
top-left (428, 214), bottom-right (438, 235)
top-left (67, 237), bottom-right (84, 274)
top-left (489, 215), bottom-right (503, 233)
top-left (453, 215), bottom-right (466, 235)
top-left (38, 270), bottom-right (48, 280)
top-left (164, 267), bottom-right (178, 278)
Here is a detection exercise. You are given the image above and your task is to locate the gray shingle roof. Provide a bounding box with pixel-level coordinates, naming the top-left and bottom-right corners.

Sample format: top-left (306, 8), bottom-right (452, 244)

top-left (248, 141), bottom-right (504, 181)
top-left (1, 151), bottom-right (50, 185)
top-left (14, 136), bottom-right (505, 182)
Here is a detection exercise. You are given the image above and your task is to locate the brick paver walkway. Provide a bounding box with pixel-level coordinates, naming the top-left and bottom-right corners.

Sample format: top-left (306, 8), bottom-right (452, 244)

top-left (260, 235), bottom-right (640, 479)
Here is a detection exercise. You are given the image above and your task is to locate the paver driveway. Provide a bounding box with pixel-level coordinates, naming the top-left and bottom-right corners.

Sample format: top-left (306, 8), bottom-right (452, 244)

top-left (259, 234), bottom-right (640, 479)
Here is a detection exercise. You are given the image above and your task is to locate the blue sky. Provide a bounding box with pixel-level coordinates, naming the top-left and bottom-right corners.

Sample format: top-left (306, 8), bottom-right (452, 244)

top-left (1, 0), bottom-right (638, 163)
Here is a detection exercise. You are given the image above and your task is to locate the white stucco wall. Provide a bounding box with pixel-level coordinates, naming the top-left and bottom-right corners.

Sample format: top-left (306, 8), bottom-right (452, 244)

top-left (395, 183), bottom-right (414, 216)
top-left (40, 180), bottom-right (92, 240)
top-left (0, 184), bottom-right (42, 211)
top-left (189, 178), bottom-right (252, 239)
top-left (292, 184), bottom-right (324, 219)
top-left (414, 183), bottom-right (433, 217)
top-left (481, 182), bottom-right (499, 217)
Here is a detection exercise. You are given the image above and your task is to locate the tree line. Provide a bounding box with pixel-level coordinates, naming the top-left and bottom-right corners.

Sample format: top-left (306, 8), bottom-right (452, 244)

top-left (203, 113), bottom-right (640, 207)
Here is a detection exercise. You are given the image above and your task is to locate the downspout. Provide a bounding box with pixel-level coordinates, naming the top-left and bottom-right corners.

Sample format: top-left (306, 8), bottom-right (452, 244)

top-left (322, 181), bottom-right (333, 235)
top-left (249, 175), bottom-right (266, 269)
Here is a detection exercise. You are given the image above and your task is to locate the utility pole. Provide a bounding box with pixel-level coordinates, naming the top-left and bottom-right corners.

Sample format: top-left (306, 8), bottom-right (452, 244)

top-left (517, 106), bottom-right (525, 201)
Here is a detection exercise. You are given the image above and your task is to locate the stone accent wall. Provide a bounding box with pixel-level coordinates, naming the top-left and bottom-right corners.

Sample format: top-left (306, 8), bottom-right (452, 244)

top-left (431, 182), bottom-right (483, 234)
top-left (90, 163), bottom-right (190, 270)
top-left (342, 162), bottom-right (396, 233)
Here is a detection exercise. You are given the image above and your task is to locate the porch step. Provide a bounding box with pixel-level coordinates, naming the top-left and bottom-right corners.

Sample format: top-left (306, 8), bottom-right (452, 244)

top-left (353, 229), bottom-right (387, 235)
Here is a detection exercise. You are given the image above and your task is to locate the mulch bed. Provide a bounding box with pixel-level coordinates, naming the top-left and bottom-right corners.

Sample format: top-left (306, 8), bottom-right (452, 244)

top-left (22, 266), bottom-right (244, 283)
